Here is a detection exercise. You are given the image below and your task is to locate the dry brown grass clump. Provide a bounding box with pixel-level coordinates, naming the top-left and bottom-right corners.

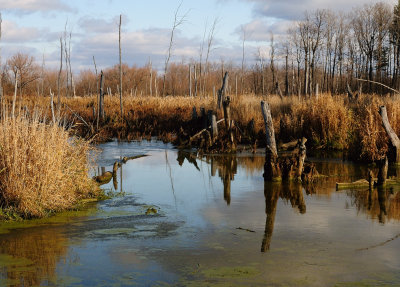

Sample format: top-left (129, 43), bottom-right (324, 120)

top-left (0, 114), bottom-right (99, 218)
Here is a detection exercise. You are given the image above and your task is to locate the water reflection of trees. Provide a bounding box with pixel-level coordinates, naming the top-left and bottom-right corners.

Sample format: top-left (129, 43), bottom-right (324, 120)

top-left (176, 151), bottom-right (400, 248)
top-left (0, 225), bottom-right (68, 286)
top-left (262, 182), bottom-right (306, 252)
top-left (347, 187), bottom-right (400, 223)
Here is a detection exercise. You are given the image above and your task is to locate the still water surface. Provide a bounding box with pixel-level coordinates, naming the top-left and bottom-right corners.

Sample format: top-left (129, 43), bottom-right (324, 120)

top-left (1, 141), bottom-right (400, 286)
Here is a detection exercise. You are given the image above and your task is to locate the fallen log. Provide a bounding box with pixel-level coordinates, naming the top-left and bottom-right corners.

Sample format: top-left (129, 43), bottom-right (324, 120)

top-left (122, 154), bottom-right (148, 163)
top-left (93, 154), bottom-right (147, 185)
top-left (188, 119), bottom-right (224, 144)
top-left (93, 171), bottom-right (113, 184)
top-left (336, 178), bottom-right (399, 190)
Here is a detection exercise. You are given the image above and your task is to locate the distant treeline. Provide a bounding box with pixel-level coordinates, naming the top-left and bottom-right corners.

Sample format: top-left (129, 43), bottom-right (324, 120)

top-left (2, 1), bottom-right (400, 97)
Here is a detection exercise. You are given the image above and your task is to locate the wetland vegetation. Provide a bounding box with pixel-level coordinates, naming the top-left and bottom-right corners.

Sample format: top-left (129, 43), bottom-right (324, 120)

top-left (1, 0), bottom-right (400, 285)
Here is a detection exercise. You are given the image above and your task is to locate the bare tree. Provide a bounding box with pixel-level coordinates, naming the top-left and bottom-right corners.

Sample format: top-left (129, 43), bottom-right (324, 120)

top-left (7, 53), bottom-right (40, 97)
top-left (57, 37), bottom-right (63, 117)
top-left (270, 32), bottom-right (276, 94)
top-left (162, 1), bottom-right (188, 96)
top-left (241, 25), bottom-right (246, 94)
top-left (119, 14), bottom-right (123, 117)
top-left (0, 13), bottom-right (2, 101)
top-left (204, 17), bottom-right (218, 95)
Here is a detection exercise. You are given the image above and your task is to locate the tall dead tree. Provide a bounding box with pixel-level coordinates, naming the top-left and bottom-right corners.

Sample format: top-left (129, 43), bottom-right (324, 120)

top-left (12, 71), bottom-right (18, 119)
top-left (241, 26), bottom-right (246, 95)
top-left (119, 14), bottom-right (123, 118)
top-left (261, 101), bottom-right (280, 181)
top-left (93, 56), bottom-right (99, 129)
top-left (99, 71), bottom-right (105, 122)
top-left (203, 17), bottom-right (218, 95)
top-left (162, 1), bottom-right (188, 96)
top-left (379, 105), bottom-right (400, 163)
top-left (218, 71), bottom-right (228, 109)
top-left (57, 37), bottom-right (63, 118)
top-left (0, 13), bottom-right (2, 102)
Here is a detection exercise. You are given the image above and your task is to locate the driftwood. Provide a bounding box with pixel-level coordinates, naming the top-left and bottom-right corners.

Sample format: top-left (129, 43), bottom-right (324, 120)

top-left (188, 119), bottom-right (224, 144)
top-left (336, 158), bottom-right (391, 190)
top-left (93, 154), bottom-right (147, 185)
top-left (356, 78), bottom-right (400, 95)
top-left (122, 154), bottom-right (148, 163)
top-left (379, 106), bottom-right (400, 163)
top-left (94, 171), bottom-right (113, 184)
top-left (279, 140), bottom-right (299, 151)
top-left (336, 179), bottom-right (398, 190)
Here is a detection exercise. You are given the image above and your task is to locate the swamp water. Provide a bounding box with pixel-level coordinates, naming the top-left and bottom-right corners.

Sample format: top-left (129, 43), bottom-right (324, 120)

top-left (1, 141), bottom-right (400, 286)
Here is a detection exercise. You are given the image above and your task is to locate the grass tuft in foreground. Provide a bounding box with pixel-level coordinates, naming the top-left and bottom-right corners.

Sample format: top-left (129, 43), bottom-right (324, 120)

top-left (0, 113), bottom-right (100, 219)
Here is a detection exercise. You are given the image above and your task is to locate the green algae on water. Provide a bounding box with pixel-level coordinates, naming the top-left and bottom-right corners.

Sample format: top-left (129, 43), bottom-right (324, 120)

top-left (202, 266), bottom-right (260, 278)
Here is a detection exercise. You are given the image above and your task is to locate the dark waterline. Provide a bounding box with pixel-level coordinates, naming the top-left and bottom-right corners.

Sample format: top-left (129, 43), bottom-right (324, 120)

top-left (0, 140), bottom-right (400, 286)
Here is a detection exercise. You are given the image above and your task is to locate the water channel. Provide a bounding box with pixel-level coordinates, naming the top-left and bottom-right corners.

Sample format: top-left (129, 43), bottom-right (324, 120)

top-left (1, 140), bottom-right (400, 286)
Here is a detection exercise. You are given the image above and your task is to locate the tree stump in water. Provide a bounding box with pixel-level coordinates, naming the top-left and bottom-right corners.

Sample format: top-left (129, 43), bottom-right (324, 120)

top-left (261, 101), bottom-right (315, 182)
top-left (377, 156), bottom-right (388, 186)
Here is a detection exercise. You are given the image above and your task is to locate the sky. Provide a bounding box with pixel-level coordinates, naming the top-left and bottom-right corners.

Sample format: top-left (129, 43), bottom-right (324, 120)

top-left (0, 0), bottom-right (397, 73)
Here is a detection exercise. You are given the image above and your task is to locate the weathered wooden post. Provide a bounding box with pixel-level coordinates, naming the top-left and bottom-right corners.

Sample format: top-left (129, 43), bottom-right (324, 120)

top-left (222, 96), bottom-right (234, 145)
top-left (379, 106), bottom-right (400, 164)
top-left (218, 72), bottom-right (228, 109)
top-left (377, 156), bottom-right (388, 186)
top-left (99, 71), bottom-right (105, 122)
top-left (261, 101), bottom-right (280, 181)
top-left (211, 112), bottom-right (218, 142)
top-left (296, 137), bottom-right (307, 180)
top-left (189, 64), bottom-right (192, 97)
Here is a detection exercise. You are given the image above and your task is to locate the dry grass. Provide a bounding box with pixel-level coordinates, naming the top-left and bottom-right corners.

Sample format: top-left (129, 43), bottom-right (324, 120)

top-left (11, 92), bottom-right (400, 162)
top-left (0, 112), bottom-right (99, 219)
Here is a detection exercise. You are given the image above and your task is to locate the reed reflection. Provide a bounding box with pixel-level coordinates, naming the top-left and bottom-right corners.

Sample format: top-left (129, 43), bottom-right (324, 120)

top-left (262, 182), bottom-right (306, 252)
top-left (0, 225), bottom-right (68, 287)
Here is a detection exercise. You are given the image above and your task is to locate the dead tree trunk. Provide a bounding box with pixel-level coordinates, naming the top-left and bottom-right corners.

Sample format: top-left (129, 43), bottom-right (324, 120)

top-left (12, 71), bottom-right (18, 119)
top-left (211, 112), bottom-right (218, 142)
top-left (379, 106), bottom-right (400, 163)
top-left (99, 71), bottom-right (105, 122)
top-left (377, 156), bottom-right (388, 186)
top-left (119, 14), bottom-right (123, 119)
top-left (296, 137), bottom-right (307, 180)
top-left (218, 72), bottom-right (228, 109)
top-left (261, 101), bottom-right (280, 181)
top-left (223, 96), bottom-right (234, 145)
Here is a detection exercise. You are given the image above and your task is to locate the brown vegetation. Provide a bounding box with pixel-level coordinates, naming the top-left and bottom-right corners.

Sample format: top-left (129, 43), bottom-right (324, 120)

top-left (6, 91), bottom-right (400, 163)
top-left (0, 112), bottom-right (99, 219)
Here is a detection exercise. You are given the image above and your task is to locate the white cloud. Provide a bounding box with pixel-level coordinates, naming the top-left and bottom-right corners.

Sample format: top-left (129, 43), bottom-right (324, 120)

top-left (1, 20), bottom-right (58, 44)
top-left (78, 15), bottom-right (130, 34)
top-left (236, 19), bottom-right (294, 42)
top-left (0, 0), bottom-right (74, 13)
top-left (243, 0), bottom-right (396, 20)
